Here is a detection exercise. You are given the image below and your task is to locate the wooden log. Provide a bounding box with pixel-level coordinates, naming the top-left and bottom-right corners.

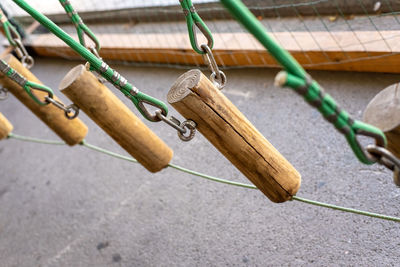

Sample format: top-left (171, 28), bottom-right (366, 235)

top-left (59, 64), bottom-right (173, 173)
top-left (363, 83), bottom-right (400, 159)
top-left (0, 54), bottom-right (88, 145)
top-left (0, 112), bottom-right (13, 140)
top-left (168, 69), bottom-right (301, 203)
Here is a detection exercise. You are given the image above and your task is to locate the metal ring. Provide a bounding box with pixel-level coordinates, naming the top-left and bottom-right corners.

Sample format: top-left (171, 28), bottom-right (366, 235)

top-left (178, 120), bottom-right (197, 142)
top-left (21, 56), bottom-right (34, 69)
top-left (65, 104), bottom-right (79, 120)
top-left (0, 87), bottom-right (9, 100)
top-left (210, 70), bottom-right (227, 89)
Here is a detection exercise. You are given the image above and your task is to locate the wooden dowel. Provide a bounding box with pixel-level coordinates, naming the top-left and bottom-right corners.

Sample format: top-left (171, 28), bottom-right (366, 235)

top-left (59, 65), bottom-right (173, 173)
top-left (168, 69), bottom-right (301, 203)
top-left (0, 54), bottom-right (88, 146)
top-left (0, 113), bottom-right (13, 140)
top-left (363, 83), bottom-right (400, 159)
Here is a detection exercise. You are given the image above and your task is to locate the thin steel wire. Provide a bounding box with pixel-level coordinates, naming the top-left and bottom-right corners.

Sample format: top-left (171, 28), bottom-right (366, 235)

top-left (5, 132), bottom-right (400, 223)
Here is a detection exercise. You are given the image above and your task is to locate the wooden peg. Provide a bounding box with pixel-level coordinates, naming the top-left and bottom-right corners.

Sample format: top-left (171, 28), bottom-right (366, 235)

top-left (168, 69), bottom-right (301, 203)
top-left (0, 112), bottom-right (13, 140)
top-left (59, 65), bottom-right (173, 173)
top-left (0, 54), bottom-right (88, 145)
top-left (363, 83), bottom-right (400, 159)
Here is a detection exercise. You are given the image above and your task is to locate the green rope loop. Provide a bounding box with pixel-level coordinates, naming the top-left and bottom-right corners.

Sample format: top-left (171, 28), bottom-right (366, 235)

top-left (0, 8), bottom-right (20, 47)
top-left (24, 81), bottom-right (54, 106)
top-left (180, 0), bottom-right (214, 54)
top-left (58, 0), bottom-right (101, 52)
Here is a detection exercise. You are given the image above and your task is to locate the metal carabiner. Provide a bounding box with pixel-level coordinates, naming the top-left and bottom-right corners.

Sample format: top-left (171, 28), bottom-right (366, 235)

top-left (0, 86), bottom-right (8, 100)
top-left (180, 0), bottom-right (214, 54)
top-left (14, 38), bottom-right (34, 69)
top-left (366, 144), bottom-right (400, 186)
top-left (201, 44), bottom-right (226, 89)
top-left (155, 110), bottom-right (197, 142)
top-left (45, 96), bottom-right (79, 119)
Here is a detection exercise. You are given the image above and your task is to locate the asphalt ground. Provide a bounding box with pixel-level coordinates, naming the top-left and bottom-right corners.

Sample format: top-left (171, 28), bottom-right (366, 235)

top-left (0, 56), bottom-right (399, 266)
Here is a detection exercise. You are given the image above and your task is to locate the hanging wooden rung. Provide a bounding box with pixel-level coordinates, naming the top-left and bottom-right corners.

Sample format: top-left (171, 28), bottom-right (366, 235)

top-left (59, 65), bottom-right (173, 173)
top-left (363, 83), bottom-right (400, 159)
top-left (0, 54), bottom-right (88, 146)
top-left (0, 112), bottom-right (13, 140)
top-left (168, 69), bottom-right (301, 203)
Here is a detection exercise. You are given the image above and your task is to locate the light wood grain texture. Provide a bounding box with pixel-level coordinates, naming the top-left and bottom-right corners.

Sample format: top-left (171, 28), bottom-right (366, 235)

top-left (60, 65), bottom-right (173, 173)
top-left (0, 54), bottom-right (88, 145)
top-left (168, 69), bottom-right (301, 203)
top-left (363, 83), bottom-right (400, 158)
top-left (0, 112), bottom-right (13, 140)
top-left (28, 31), bottom-right (400, 73)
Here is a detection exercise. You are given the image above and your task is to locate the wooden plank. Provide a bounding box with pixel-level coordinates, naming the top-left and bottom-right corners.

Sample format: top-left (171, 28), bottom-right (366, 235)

top-left (27, 30), bottom-right (400, 73)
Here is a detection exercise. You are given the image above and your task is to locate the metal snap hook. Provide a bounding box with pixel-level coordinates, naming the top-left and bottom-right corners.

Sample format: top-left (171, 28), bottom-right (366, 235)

top-left (0, 86), bottom-right (8, 100)
top-left (65, 104), bottom-right (80, 120)
top-left (21, 55), bottom-right (34, 69)
top-left (201, 44), bottom-right (226, 89)
top-left (178, 120), bottom-right (197, 142)
top-left (366, 144), bottom-right (400, 186)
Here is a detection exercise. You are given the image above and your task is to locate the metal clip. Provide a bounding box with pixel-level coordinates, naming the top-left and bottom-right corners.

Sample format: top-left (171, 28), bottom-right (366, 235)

top-left (366, 145), bottom-right (400, 187)
top-left (155, 110), bottom-right (196, 142)
top-left (45, 96), bottom-right (79, 119)
top-left (201, 44), bottom-right (226, 89)
top-left (0, 86), bottom-right (8, 100)
top-left (13, 38), bottom-right (34, 69)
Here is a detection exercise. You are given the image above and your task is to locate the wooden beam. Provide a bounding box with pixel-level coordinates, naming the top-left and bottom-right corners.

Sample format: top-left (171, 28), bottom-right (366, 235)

top-left (27, 30), bottom-right (400, 73)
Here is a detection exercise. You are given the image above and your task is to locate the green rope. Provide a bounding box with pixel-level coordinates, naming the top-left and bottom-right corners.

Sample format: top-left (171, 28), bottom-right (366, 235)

top-left (219, 0), bottom-right (387, 165)
top-left (5, 132), bottom-right (400, 223)
top-left (0, 7), bottom-right (19, 47)
top-left (7, 133), bottom-right (65, 145)
top-left (58, 0), bottom-right (100, 52)
top-left (292, 196), bottom-right (400, 223)
top-left (12, 0), bottom-right (168, 122)
top-left (80, 140), bottom-right (138, 163)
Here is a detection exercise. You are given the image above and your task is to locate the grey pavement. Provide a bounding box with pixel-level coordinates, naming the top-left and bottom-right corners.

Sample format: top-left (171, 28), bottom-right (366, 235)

top-left (0, 57), bottom-right (399, 266)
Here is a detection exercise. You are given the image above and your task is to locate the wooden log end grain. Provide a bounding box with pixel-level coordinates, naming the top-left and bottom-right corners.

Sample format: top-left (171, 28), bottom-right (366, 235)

top-left (0, 54), bottom-right (88, 145)
top-left (363, 83), bottom-right (400, 159)
top-left (168, 69), bottom-right (301, 203)
top-left (60, 65), bottom-right (173, 173)
top-left (0, 113), bottom-right (13, 140)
